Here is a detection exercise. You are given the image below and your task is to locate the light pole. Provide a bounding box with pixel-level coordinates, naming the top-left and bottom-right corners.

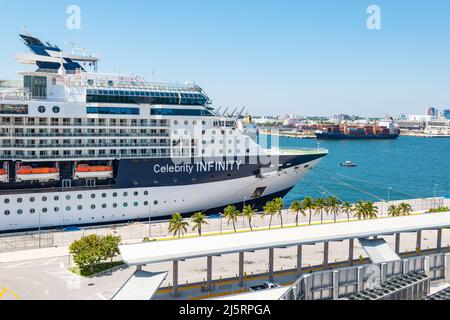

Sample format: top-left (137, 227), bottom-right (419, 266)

top-left (434, 184), bottom-right (439, 209)
top-left (38, 211), bottom-right (42, 248)
top-left (386, 187), bottom-right (392, 217)
top-left (242, 197), bottom-right (247, 228)
top-left (148, 202), bottom-right (152, 238)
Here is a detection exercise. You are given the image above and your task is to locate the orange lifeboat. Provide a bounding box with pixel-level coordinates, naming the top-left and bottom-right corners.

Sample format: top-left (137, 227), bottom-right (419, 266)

top-left (16, 165), bottom-right (60, 182)
top-left (0, 168), bottom-right (8, 183)
top-left (75, 164), bottom-right (113, 180)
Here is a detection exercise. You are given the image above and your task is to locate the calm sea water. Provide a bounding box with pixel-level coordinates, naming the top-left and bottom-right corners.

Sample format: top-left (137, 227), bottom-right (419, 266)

top-left (261, 135), bottom-right (450, 205)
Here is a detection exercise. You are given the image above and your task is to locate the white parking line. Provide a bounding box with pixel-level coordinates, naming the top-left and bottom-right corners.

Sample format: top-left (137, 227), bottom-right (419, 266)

top-left (6, 261), bottom-right (32, 268)
top-left (44, 289), bottom-right (49, 296)
top-left (41, 258), bottom-right (59, 266)
top-left (32, 281), bottom-right (40, 287)
top-left (97, 293), bottom-right (108, 300)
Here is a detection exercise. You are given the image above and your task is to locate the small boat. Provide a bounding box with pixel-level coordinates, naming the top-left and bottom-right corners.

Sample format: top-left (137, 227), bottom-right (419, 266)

top-left (0, 167), bottom-right (8, 183)
top-left (16, 166), bottom-right (60, 182)
top-left (75, 164), bottom-right (113, 180)
top-left (341, 161), bottom-right (357, 167)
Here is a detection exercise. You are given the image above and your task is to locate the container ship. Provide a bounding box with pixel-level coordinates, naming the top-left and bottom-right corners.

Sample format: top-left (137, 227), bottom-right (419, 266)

top-left (315, 120), bottom-right (400, 140)
top-left (0, 34), bottom-right (328, 233)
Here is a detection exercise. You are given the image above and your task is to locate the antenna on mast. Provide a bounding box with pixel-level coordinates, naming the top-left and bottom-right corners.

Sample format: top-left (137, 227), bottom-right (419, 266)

top-left (222, 107), bottom-right (229, 117)
top-left (22, 27), bottom-right (33, 37)
top-left (236, 107), bottom-right (245, 120)
top-left (65, 42), bottom-right (80, 54)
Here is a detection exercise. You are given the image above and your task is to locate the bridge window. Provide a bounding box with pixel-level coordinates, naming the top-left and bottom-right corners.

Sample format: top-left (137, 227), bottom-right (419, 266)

top-left (87, 107), bottom-right (140, 115)
top-left (151, 108), bottom-right (213, 116)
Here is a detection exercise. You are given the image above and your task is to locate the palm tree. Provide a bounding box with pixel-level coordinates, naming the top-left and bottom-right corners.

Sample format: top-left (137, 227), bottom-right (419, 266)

top-left (354, 201), bottom-right (367, 220)
top-left (290, 200), bottom-right (305, 227)
top-left (314, 198), bottom-right (326, 224)
top-left (399, 202), bottom-right (413, 216)
top-left (242, 205), bottom-right (257, 231)
top-left (168, 213), bottom-right (189, 239)
top-left (273, 197), bottom-right (285, 228)
top-left (191, 212), bottom-right (208, 237)
top-left (327, 196), bottom-right (341, 223)
top-left (341, 201), bottom-right (353, 222)
top-left (388, 204), bottom-right (400, 217)
top-left (302, 197), bottom-right (315, 225)
top-left (263, 201), bottom-right (277, 229)
top-left (224, 205), bottom-right (240, 233)
top-left (364, 202), bottom-right (378, 219)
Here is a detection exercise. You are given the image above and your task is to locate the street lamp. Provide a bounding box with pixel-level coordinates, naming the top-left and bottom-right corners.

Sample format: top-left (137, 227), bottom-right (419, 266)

top-left (243, 197), bottom-right (247, 228)
top-left (38, 210), bottom-right (42, 248)
top-left (386, 187), bottom-right (392, 217)
top-left (148, 202), bottom-right (152, 238)
top-left (434, 184), bottom-right (439, 209)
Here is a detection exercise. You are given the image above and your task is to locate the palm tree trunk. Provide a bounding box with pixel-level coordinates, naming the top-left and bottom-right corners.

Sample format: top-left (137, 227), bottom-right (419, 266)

top-left (280, 211), bottom-right (283, 228)
top-left (334, 211), bottom-right (337, 223)
top-left (233, 220), bottom-right (236, 233)
top-left (269, 215), bottom-right (273, 229)
top-left (248, 218), bottom-right (253, 231)
top-left (296, 212), bottom-right (299, 227)
top-left (347, 212), bottom-right (350, 222)
top-left (309, 211), bottom-right (312, 225)
top-left (321, 211), bottom-right (323, 224)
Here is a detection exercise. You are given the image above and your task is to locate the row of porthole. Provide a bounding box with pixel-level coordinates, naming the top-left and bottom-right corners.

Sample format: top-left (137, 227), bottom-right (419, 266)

top-left (173, 120), bottom-right (207, 126)
top-left (38, 106), bottom-right (60, 114)
top-left (3, 191), bottom-right (152, 204)
top-left (3, 200), bottom-right (159, 216)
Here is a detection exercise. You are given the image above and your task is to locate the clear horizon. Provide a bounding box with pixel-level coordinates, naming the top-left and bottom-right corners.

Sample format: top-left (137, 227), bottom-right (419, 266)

top-left (1, 0), bottom-right (450, 117)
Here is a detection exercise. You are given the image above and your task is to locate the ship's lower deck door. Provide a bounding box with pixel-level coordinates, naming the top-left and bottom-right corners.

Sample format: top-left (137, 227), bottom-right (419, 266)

top-left (251, 187), bottom-right (267, 199)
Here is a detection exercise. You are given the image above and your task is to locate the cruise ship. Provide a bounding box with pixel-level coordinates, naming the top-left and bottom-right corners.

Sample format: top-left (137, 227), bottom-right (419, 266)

top-left (0, 34), bottom-right (327, 233)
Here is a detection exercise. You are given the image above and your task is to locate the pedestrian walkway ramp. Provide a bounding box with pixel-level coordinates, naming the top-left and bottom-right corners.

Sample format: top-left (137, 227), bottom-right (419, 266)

top-left (359, 238), bottom-right (401, 264)
top-left (111, 271), bottom-right (168, 300)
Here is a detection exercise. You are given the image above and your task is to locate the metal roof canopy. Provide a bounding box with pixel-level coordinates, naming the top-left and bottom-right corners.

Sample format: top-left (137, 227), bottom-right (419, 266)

top-left (119, 212), bottom-right (450, 266)
top-left (359, 238), bottom-right (401, 264)
top-left (111, 271), bottom-right (168, 300)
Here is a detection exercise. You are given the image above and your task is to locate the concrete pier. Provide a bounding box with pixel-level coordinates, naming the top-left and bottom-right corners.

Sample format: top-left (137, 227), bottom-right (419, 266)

top-left (172, 260), bottom-right (179, 297)
top-left (437, 229), bottom-right (443, 252)
top-left (297, 245), bottom-right (303, 276)
top-left (269, 248), bottom-right (274, 281)
top-left (323, 242), bottom-right (329, 269)
top-left (348, 239), bottom-right (354, 266)
top-left (417, 231), bottom-right (422, 252)
top-left (395, 233), bottom-right (401, 254)
top-left (239, 252), bottom-right (244, 287)
top-left (207, 256), bottom-right (213, 291)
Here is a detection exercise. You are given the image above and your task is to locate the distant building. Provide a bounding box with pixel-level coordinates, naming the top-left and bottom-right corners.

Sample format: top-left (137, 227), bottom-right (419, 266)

top-left (396, 120), bottom-right (426, 131)
top-left (443, 109), bottom-right (450, 120)
top-left (333, 114), bottom-right (353, 123)
top-left (283, 117), bottom-right (301, 128)
top-left (426, 107), bottom-right (437, 117)
top-left (408, 115), bottom-right (435, 122)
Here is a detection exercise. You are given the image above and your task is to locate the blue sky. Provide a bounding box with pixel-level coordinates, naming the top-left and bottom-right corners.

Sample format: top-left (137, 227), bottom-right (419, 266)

top-left (1, 0), bottom-right (450, 117)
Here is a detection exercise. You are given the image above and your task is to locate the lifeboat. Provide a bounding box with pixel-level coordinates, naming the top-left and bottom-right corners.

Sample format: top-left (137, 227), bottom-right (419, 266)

top-left (0, 167), bottom-right (8, 183)
top-left (74, 164), bottom-right (113, 180)
top-left (16, 166), bottom-right (60, 182)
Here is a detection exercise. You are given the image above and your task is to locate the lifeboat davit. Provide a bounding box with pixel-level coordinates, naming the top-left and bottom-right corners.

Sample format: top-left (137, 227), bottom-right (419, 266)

top-left (0, 168), bottom-right (8, 183)
top-left (16, 166), bottom-right (60, 182)
top-left (74, 164), bottom-right (113, 180)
